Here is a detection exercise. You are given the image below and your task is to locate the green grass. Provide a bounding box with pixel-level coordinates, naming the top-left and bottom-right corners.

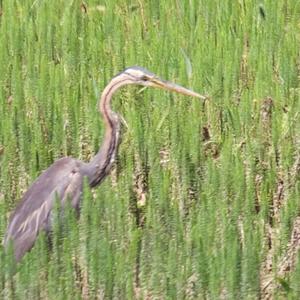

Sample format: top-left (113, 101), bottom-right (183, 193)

top-left (0, 0), bottom-right (300, 299)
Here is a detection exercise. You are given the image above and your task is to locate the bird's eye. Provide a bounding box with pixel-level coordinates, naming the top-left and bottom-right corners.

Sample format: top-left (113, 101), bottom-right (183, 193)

top-left (141, 75), bottom-right (148, 81)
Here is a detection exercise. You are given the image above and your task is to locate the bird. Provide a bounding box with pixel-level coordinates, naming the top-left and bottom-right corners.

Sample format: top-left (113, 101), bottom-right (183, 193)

top-left (3, 66), bottom-right (206, 262)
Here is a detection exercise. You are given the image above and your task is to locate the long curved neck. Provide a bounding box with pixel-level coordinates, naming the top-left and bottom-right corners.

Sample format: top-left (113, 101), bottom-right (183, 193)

top-left (87, 76), bottom-right (131, 187)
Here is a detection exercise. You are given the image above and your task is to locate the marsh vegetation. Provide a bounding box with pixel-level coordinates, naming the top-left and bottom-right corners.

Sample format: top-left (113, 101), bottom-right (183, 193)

top-left (0, 1), bottom-right (299, 299)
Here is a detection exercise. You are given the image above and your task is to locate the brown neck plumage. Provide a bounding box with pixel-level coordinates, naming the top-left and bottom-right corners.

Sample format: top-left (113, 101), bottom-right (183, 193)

top-left (86, 76), bottom-right (131, 187)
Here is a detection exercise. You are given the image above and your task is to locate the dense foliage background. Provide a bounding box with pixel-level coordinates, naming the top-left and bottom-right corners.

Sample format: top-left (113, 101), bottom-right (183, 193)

top-left (0, 0), bottom-right (299, 299)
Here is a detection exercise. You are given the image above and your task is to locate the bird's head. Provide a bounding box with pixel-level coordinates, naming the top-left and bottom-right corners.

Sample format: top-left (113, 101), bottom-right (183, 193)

top-left (115, 66), bottom-right (206, 99)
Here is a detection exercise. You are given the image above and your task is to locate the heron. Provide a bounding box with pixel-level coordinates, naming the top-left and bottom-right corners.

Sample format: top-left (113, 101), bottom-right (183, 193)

top-left (4, 66), bottom-right (205, 262)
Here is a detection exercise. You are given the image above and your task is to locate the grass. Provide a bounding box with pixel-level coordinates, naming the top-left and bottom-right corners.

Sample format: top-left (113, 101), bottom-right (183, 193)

top-left (0, 0), bottom-right (300, 299)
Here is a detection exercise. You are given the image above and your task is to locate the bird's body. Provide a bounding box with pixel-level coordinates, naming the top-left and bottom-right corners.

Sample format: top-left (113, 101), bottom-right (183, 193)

top-left (4, 66), bottom-right (205, 262)
top-left (5, 158), bottom-right (85, 261)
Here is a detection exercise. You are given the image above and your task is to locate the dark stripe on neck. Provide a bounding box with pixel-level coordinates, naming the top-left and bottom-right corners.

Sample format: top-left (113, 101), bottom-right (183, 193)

top-left (89, 121), bottom-right (120, 188)
top-left (101, 78), bottom-right (128, 129)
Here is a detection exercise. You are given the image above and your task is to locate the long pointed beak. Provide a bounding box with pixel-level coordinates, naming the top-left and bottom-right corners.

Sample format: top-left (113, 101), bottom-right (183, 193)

top-left (149, 77), bottom-right (207, 100)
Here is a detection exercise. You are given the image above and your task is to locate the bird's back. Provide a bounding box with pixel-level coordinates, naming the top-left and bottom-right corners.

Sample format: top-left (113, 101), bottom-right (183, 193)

top-left (4, 157), bottom-right (86, 261)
